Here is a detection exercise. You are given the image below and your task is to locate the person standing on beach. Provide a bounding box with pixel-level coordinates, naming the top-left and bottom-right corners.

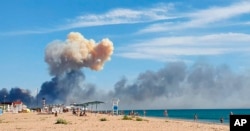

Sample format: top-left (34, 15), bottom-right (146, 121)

top-left (220, 117), bottom-right (224, 123)
top-left (194, 113), bottom-right (198, 121)
top-left (164, 110), bottom-right (168, 117)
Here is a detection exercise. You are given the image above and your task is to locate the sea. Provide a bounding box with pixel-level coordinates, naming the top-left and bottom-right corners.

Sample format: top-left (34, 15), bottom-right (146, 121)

top-left (121, 109), bottom-right (250, 124)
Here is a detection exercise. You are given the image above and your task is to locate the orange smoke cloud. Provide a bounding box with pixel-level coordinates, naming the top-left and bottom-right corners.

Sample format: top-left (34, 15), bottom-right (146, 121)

top-left (45, 32), bottom-right (114, 76)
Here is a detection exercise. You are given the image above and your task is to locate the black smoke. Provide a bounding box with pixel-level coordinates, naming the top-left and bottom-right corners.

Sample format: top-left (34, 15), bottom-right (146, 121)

top-left (0, 87), bottom-right (35, 106)
top-left (1, 61), bottom-right (250, 109)
top-left (37, 70), bottom-right (96, 105)
top-left (0, 70), bottom-right (97, 107)
top-left (34, 32), bottom-right (113, 106)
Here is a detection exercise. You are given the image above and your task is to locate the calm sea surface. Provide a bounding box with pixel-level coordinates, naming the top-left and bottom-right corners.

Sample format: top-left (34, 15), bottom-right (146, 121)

top-left (121, 109), bottom-right (250, 124)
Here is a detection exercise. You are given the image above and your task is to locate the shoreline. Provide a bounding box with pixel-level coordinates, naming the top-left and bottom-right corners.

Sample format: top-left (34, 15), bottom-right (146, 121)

top-left (143, 116), bottom-right (229, 125)
top-left (119, 108), bottom-right (250, 125)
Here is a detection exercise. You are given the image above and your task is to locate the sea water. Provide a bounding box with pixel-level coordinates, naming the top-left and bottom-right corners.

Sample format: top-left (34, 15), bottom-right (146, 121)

top-left (122, 109), bottom-right (250, 124)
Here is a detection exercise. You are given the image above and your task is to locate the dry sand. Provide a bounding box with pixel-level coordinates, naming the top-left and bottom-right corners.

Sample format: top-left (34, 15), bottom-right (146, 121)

top-left (0, 112), bottom-right (229, 131)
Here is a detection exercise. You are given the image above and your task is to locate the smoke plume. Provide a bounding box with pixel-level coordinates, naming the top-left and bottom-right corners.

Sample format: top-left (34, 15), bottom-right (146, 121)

top-left (109, 62), bottom-right (250, 109)
top-left (2, 32), bottom-right (249, 109)
top-left (1, 61), bottom-right (250, 109)
top-left (37, 32), bottom-right (114, 105)
top-left (45, 32), bottom-right (114, 76)
top-left (37, 70), bottom-right (97, 105)
top-left (0, 88), bottom-right (35, 106)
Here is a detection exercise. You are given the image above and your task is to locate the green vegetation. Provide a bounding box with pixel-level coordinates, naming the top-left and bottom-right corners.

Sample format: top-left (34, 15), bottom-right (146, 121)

top-left (55, 118), bottom-right (68, 125)
top-left (100, 118), bottom-right (107, 121)
top-left (121, 115), bottom-right (148, 122)
top-left (136, 117), bottom-right (143, 121)
top-left (122, 115), bottom-right (133, 120)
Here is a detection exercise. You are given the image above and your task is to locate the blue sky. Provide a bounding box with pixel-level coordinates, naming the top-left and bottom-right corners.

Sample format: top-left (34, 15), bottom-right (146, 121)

top-left (1, 0), bottom-right (250, 97)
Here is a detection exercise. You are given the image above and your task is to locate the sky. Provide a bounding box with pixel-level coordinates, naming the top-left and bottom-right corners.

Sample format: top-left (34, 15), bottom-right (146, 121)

top-left (0, 0), bottom-right (250, 109)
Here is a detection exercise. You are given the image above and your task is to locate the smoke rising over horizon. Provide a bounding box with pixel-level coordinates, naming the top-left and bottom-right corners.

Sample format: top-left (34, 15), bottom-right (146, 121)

top-left (0, 88), bottom-right (35, 106)
top-left (37, 70), bottom-right (97, 105)
top-left (1, 32), bottom-right (249, 109)
top-left (109, 62), bottom-right (250, 109)
top-left (37, 32), bottom-right (114, 105)
top-left (1, 61), bottom-right (250, 108)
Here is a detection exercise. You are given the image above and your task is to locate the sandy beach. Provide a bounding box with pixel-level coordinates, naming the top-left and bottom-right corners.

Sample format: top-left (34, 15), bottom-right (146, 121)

top-left (0, 112), bottom-right (229, 131)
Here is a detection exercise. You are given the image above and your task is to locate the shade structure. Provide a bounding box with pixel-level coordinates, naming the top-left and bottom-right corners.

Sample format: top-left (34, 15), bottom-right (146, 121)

top-left (86, 101), bottom-right (104, 114)
top-left (71, 101), bottom-right (104, 114)
top-left (71, 103), bottom-right (89, 108)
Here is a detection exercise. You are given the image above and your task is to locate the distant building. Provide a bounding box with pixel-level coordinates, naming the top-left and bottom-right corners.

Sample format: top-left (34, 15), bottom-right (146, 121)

top-left (0, 101), bottom-right (12, 111)
top-left (0, 100), bottom-right (28, 113)
top-left (12, 100), bottom-right (24, 113)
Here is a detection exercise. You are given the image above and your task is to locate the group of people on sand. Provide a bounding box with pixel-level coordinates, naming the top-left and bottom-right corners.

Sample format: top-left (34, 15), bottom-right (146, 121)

top-left (72, 108), bottom-right (87, 116)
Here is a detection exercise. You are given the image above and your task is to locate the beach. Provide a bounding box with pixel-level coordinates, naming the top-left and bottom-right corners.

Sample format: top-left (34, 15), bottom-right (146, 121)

top-left (0, 112), bottom-right (229, 131)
